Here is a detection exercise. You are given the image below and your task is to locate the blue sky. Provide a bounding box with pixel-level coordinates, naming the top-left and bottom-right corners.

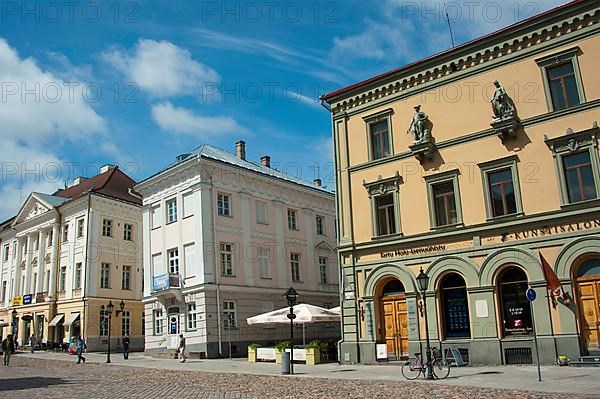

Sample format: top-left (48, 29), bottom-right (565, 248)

top-left (0, 0), bottom-right (568, 220)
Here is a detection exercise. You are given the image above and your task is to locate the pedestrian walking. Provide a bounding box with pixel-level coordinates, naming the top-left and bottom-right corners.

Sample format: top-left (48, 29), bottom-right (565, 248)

top-left (178, 334), bottom-right (186, 363)
top-left (12, 334), bottom-right (18, 352)
top-left (122, 335), bottom-right (130, 360)
top-left (29, 334), bottom-right (36, 353)
top-left (2, 334), bottom-right (14, 366)
top-left (76, 336), bottom-right (86, 364)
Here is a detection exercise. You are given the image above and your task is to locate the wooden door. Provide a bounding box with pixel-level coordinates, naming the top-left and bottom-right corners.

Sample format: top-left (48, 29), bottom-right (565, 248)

top-left (382, 296), bottom-right (408, 359)
top-left (578, 279), bottom-right (600, 351)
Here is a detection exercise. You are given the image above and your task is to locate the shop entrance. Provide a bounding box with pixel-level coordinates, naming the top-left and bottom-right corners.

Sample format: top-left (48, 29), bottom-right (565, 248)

top-left (380, 279), bottom-right (408, 360)
top-left (576, 258), bottom-right (600, 353)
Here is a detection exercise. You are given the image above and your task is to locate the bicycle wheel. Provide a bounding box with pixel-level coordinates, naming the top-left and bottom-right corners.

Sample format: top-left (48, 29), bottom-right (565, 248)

top-left (401, 359), bottom-right (422, 380)
top-left (432, 357), bottom-right (451, 379)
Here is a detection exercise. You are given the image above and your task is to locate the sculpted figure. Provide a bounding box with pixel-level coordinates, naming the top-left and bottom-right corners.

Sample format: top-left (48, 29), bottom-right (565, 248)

top-left (491, 80), bottom-right (514, 119)
top-left (407, 105), bottom-right (430, 143)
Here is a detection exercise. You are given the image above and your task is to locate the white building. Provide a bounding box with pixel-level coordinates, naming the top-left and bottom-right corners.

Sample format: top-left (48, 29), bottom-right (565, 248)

top-left (136, 141), bottom-right (339, 358)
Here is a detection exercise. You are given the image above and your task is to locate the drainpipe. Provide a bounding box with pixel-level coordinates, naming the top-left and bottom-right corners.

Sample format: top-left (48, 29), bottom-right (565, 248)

top-left (209, 175), bottom-right (223, 356)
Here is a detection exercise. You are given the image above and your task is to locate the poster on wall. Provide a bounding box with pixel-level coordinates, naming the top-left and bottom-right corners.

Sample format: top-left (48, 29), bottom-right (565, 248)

top-left (376, 344), bottom-right (388, 360)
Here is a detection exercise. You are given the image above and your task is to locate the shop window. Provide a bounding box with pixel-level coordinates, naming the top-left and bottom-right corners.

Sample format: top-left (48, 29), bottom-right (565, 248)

top-left (498, 266), bottom-right (532, 337)
top-left (440, 273), bottom-right (470, 339)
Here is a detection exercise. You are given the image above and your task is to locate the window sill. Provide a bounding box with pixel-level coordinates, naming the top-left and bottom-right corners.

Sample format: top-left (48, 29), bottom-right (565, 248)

top-left (560, 198), bottom-right (600, 210)
top-left (218, 214), bottom-right (233, 218)
top-left (371, 232), bottom-right (403, 241)
top-left (166, 220), bottom-right (177, 226)
top-left (100, 287), bottom-right (111, 290)
top-left (485, 211), bottom-right (524, 223)
top-left (292, 280), bottom-right (303, 284)
top-left (183, 215), bottom-right (194, 220)
top-left (257, 222), bottom-right (269, 226)
top-left (151, 226), bottom-right (162, 231)
top-left (259, 277), bottom-right (272, 280)
top-left (429, 222), bottom-right (464, 232)
top-left (221, 274), bottom-right (236, 278)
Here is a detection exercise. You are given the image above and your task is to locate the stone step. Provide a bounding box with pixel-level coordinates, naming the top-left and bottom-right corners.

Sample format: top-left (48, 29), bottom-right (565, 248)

top-left (578, 356), bottom-right (600, 362)
top-left (147, 351), bottom-right (179, 360)
top-left (570, 361), bottom-right (600, 367)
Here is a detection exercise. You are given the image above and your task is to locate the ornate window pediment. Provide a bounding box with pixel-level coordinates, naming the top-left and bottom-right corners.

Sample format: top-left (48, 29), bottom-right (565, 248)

top-left (363, 172), bottom-right (402, 198)
top-left (545, 123), bottom-right (598, 155)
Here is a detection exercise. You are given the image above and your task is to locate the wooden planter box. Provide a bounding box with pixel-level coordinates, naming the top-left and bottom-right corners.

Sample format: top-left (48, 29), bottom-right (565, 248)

top-left (306, 347), bottom-right (321, 365)
top-left (248, 347), bottom-right (258, 363)
top-left (276, 350), bottom-right (283, 364)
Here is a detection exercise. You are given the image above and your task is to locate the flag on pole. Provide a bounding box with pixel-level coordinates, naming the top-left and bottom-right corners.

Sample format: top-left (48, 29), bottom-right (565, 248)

top-left (540, 252), bottom-right (571, 305)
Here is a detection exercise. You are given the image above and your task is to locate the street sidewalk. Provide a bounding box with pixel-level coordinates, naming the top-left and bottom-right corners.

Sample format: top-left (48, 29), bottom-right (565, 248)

top-left (18, 351), bottom-right (600, 396)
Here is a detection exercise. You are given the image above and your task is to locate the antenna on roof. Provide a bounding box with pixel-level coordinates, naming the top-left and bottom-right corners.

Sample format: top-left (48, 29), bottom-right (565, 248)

top-left (444, 1), bottom-right (455, 48)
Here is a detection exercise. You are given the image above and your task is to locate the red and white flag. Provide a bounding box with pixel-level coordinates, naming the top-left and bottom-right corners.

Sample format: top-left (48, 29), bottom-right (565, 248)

top-left (540, 253), bottom-right (571, 305)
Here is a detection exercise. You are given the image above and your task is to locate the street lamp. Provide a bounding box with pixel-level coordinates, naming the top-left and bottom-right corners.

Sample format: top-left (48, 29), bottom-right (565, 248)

top-left (101, 300), bottom-right (125, 363)
top-left (11, 309), bottom-right (17, 335)
top-left (284, 287), bottom-right (298, 375)
top-left (416, 268), bottom-right (434, 380)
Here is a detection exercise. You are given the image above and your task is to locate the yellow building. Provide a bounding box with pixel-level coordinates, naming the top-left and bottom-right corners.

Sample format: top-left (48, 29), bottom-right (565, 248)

top-left (322, 1), bottom-right (600, 365)
top-left (0, 166), bottom-right (144, 352)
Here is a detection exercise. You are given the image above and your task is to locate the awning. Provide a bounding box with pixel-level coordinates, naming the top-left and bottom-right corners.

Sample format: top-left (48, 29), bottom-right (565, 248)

top-left (0, 321), bottom-right (8, 328)
top-left (48, 314), bottom-right (64, 327)
top-left (63, 313), bottom-right (80, 327)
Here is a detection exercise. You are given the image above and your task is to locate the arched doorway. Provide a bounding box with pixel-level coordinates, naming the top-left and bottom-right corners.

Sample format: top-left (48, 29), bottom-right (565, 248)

top-left (575, 257), bottom-right (600, 352)
top-left (379, 279), bottom-right (408, 360)
top-left (439, 273), bottom-right (471, 339)
top-left (498, 266), bottom-right (533, 337)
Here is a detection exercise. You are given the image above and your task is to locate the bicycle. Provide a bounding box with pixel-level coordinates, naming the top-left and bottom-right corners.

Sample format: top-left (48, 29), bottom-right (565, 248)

top-left (401, 347), bottom-right (451, 380)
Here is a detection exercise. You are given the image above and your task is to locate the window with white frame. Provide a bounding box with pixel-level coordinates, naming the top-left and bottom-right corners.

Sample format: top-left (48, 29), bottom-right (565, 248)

top-left (183, 192), bottom-right (194, 218)
top-left (77, 218), bottom-right (85, 238)
top-left (123, 223), bottom-right (133, 241)
top-left (287, 209), bottom-right (298, 230)
top-left (152, 253), bottom-right (163, 276)
top-left (74, 262), bottom-right (82, 289)
top-left (220, 243), bottom-right (234, 276)
top-left (100, 263), bottom-right (110, 288)
top-left (102, 219), bottom-right (113, 237)
top-left (319, 256), bottom-right (328, 284)
top-left (47, 231), bottom-right (53, 248)
top-left (3, 245), bottom-right (8, 261)
top-left (290, 253), bottom-right (301, 282)
top-left (62, 224), bottom-right (69, 242)
top-left (166, 199), bottom-right (177, 223)
top-left (168, 249), bottom-right (179, 274)
top-left (186, 303), bottom-right (198, 330)
top-left (223, 300), bottom-right (237, 329)
top-left (217, 193), bottom-right (231, 216)
top-left (256, 201), bottom-right (268, 224)
top-left (59, 266), bottom-right (67, 292)
top-left (258, 247), bottom-right (270, 279)
top-left (151, 205), bottom-right (162, 228)
top-left (184, 243), bottom-right (195, 278)
top-left (122, 265), bottom-right (132, 290)
top-left (100, 309), bottom-right (109, 336)
top-left (153, 309), bottom-right (164, 335)
top-left (121, 310), bottom-right (131, 336)
top-left (316, 215), bottom-right (325, 235)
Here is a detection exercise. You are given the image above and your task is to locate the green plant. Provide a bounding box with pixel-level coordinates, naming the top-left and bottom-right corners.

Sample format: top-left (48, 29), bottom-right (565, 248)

top-left (248, 343), bottom-right (261, 350)
top-left (275, 341), bottom-right (291, 352)
top-left (306, 339), bottom-right (327, 351)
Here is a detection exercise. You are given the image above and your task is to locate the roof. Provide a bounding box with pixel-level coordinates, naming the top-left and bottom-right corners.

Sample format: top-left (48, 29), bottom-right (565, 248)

top-left (322, 0), bottom-right (586, 102)
top-left (140, 144), bottom-right (334, 195)
top-left (32, 192), bottom-right (68, 208)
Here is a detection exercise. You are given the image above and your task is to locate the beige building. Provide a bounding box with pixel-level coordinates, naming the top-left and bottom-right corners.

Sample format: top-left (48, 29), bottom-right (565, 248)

top-left (0, 166), bottom-right (144, 351)
top-left (136, 141), bottom-right (339, 358)
top-left (322, 1), bottom-right (600, 364)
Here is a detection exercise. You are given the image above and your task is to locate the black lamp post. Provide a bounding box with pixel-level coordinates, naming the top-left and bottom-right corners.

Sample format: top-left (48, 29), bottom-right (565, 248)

top-left (11, 309), bottom-right (17, 335)
top-left (416, 268), bottom-right (434, 380)
top-left (101, 300), bottom-right (125, 363)
top-left (284, 287), bottom-right (298, 375)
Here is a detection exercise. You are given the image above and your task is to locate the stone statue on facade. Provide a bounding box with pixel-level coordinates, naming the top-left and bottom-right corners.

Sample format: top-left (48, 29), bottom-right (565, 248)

top-left (406, 105), bottom-right (430, 143)
top-left (490, 80), bottom-right (515, 119)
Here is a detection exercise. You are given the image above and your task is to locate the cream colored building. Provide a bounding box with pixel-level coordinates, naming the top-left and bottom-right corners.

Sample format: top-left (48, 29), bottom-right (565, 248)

top-left (0, 166), bottom-right (144, 351)
top-left (136, 141), bottom-right (339, 358)
top-left (322, 1), bottom-right (600, 364)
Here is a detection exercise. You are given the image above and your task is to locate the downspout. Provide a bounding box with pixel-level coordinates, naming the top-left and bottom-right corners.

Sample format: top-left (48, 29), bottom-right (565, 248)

top-left (209, 175), bottom-right (223, 356)
top-left (81, 192), bottom-right (92, 342)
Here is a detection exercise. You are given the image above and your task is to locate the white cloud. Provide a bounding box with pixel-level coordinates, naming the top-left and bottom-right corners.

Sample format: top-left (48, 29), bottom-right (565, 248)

top-left (103, 39), bottom-right (219, 97)
top-left (151, 101), bottom-right (247, 140)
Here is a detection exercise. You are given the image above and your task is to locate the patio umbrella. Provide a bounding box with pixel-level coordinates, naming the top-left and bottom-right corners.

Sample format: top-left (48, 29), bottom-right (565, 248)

top-left (246, 303), bottom-right (340, 345)
top-left (329, 306), bottom-right (340, 315)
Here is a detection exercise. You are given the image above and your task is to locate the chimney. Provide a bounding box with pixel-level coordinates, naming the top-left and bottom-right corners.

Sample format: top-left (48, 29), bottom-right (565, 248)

top-left (100, 164), bottom-right (115, 174)
top-left (235, 140), bottom-right (246, 160)
top-left (69, 176), bottom-right (87, 187)
top-left (260, 155), bottom-right (271, 168)
top-left (313, 178), bottom-right (322, 187)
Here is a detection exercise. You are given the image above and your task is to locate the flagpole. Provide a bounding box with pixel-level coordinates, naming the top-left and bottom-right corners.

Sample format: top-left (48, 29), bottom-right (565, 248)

top-left (539, 251), bottom-right (559, 363)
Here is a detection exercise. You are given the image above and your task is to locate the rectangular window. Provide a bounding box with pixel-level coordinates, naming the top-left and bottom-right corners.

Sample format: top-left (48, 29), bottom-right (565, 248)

top-left (220, 243), bottom-right (234, 276)
top-left (77, 218), bottom-right (85, 238)
top-left (100, 310), bottom-right (109, 336)
top-left (290, 253), bottom-right (301, 282)
top-left (547, 62), bottom-right (581, 111)
top-left (152, 253), bottom-right (163, 277)
top-left (319, 256), bottom-right (328, 284)
top-left (183, 192), bottom-right (194, 218)
top-left (1, 281), bottom-right (6, 302)
top-left (432, 181), bottom-right (458, 226)
top-left (122, 265), bottom-right (131, 290)
top-left (256, 201), bottom-right (268, 224)
top-left (123, 223), bottom-right (133, 241)
top-left (3, 245), bottom-right (8, 261)
top-left (121, 310), bottom-right (131, 336)
top-left (184, 243), bottom-right (195, 278)
top-left (59, 266), bottom-right (67, 292)
top-left (62, 224), bottom-right (69, 242)
top-left (258, 247), bottom-right (270, 279)
top-left (74, 262), bottom-right (82, 289)
top-left (287, 209), bottom-right (298, 230)
top-left (47, 230), bottom-right (53, 248)
top-left (370, 120), bottom-right (391, 160)
top-left (151, 205), bottom-right (161, 228)
top-left (217, 193), bottom-right (231, 216)
top-left (102, 219), bottom-right (113, 237)
top-left (100, 263), bottom-right (110, 289)
top-left (168, 249), bottom-right (179, 274)
top-left (153, 309), bottom-right (164, 335)
top-left (166, 199), bottom-right (177, 223)
top-left (186, 303), bottom-right (198, 330)
top-left (223, 300), bottom-right (237, 329)
top-left (316, 215), bottom-right (325, 235)
top-left (488, 169), bottom-right (517, 217)
top-left (563, 151), bottom-right (597, 203)
top-left (34, 239), bottom-right (38, 251)
top-left (375, 194), bottom-right (396, 236)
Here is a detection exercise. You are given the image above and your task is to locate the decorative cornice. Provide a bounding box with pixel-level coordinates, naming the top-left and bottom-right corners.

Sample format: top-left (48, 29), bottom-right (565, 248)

top-left (545, 122), bottom-right (598, 153)
top-left (363, 171), bottom-right (402, 198)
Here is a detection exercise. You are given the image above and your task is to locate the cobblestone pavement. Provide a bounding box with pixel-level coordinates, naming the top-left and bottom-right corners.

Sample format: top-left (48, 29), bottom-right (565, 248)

top-left (0, 356), bottom-right (597, 399)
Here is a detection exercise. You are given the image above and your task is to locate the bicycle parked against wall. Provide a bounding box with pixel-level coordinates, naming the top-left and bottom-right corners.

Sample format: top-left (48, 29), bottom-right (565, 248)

top-left (401, 347), bottom-right (451, 380)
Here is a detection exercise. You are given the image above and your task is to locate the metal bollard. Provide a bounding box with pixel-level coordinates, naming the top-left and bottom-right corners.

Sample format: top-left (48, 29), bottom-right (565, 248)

top-left (281, 351), bottom-right (290, 374)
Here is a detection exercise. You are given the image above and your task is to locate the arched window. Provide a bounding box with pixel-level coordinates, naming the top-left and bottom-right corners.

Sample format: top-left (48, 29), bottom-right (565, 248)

top-left (499, 266), bottom-right (532, 336)
top-left (381, 279), bottom-right (405, 297)
top-left (440, 273), bottom-right (470, 339)
top-left (577, 258), bottom-right (600, 278)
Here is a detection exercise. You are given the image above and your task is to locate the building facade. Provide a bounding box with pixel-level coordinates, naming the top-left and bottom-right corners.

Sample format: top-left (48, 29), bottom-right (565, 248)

top-left (323, 1), bottom-right (600, 365)
top-left (136, 141), bottom-right (339, 358)
top-left (0, 166), bottom-right (144, 351)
